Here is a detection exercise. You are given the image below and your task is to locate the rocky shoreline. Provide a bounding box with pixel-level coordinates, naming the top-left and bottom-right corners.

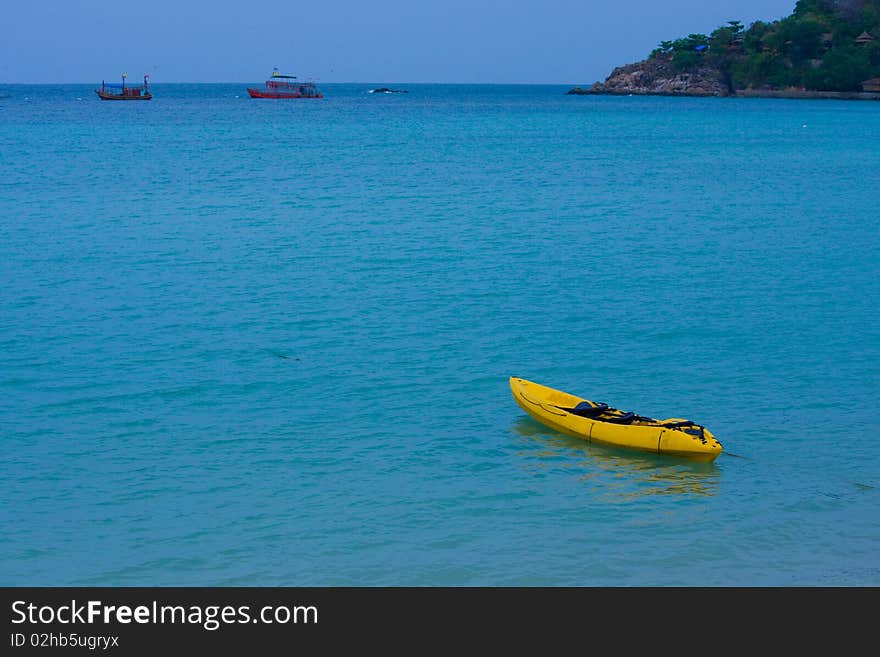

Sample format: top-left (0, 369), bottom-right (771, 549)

top-left (732, 88), bottom-right (880, 100)
top-left (586, 56), bottom-right (729, 96)
top-left (572, 54), bottom-right (880, 100)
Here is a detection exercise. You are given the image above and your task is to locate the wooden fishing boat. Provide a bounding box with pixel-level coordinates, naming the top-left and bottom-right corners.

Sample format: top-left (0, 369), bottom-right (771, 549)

top-left (247, 68), bottom-right (323, 98)
top-left (95, 73), bottom-right (152, 100)
top-left (510, 376), bottom-right (723, 462)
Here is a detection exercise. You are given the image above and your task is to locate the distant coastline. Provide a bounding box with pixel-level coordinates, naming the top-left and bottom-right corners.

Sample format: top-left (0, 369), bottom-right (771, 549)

top-left (583, 89), bottom-right (880, 100)
top-left (568, 82), bottom-right (880, 101)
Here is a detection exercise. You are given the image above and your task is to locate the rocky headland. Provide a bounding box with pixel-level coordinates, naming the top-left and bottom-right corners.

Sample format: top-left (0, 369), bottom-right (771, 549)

top-left (573, 1), bottom-right (880, 100)
top-left (580, 55), bottom-right (880, 99)
top-left (587, 56), bottom-right (730, 96)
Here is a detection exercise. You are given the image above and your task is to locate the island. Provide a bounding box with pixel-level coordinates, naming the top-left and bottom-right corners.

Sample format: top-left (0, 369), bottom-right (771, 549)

top-left (578, 0), bottom-right (880, 99)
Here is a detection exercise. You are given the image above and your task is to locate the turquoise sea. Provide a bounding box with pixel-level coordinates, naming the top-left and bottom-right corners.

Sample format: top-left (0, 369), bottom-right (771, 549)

top-left (1, 83), bottom-right (878, 586)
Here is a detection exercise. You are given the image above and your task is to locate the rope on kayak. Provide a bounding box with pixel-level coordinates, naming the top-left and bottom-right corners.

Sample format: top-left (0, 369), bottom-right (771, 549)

top-left (520, 392), bottom-right (568, 416)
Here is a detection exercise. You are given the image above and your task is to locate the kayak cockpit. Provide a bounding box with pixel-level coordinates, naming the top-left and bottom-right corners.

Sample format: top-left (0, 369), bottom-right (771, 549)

top-left (557, 401), bottom-right (707, 437)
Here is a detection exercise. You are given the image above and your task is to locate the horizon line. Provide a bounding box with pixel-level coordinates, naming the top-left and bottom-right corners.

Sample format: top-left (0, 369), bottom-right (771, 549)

top-left (0, 80), bottom-right (593, 86)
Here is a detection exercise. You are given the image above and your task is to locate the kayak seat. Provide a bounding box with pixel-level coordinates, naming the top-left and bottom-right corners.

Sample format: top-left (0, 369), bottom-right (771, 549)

top-left (604, 412), bottom-right (637, 425)
top-left (564, 401), bottom-right (609, 417)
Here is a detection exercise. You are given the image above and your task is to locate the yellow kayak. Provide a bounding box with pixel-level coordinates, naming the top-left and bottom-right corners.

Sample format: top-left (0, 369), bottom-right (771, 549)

top-left (510, 377), bottom-right (723, 462)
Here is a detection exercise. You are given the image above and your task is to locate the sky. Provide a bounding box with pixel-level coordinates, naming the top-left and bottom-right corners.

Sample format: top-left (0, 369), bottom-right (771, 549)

top-left (1, 1), bottom-right (799, 84)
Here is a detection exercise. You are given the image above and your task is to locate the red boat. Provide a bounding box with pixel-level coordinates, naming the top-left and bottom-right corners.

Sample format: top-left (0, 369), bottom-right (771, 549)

top-left (96, 73), bottom-right (152, 100)
top-left (247, 68), bottom-right (323, 99)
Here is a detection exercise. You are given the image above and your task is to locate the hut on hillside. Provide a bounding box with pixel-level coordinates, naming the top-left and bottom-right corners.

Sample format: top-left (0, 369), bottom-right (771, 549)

top-left (861, 77), bottom-right (880, 92)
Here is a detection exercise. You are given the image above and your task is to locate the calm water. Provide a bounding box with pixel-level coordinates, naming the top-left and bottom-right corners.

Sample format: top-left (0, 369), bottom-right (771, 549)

top-left (1, 83), bottom-right (878, 586)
